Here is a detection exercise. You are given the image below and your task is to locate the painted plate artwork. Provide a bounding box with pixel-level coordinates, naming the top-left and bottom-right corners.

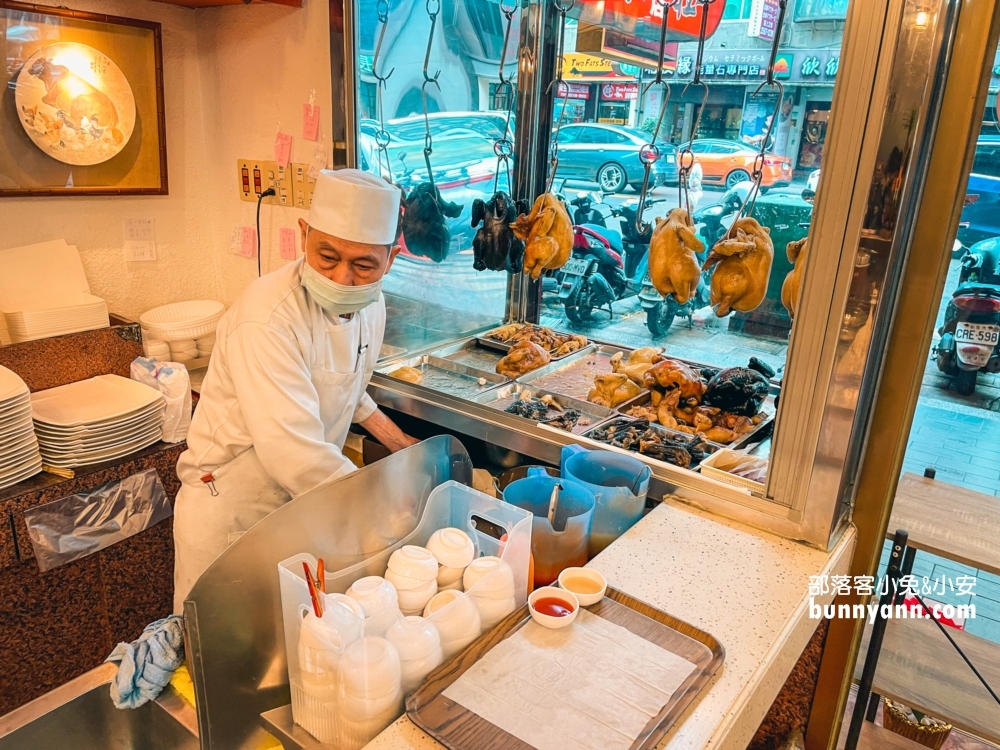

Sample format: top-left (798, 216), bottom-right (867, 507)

top-left (15, 43), bottom-right (137, 166)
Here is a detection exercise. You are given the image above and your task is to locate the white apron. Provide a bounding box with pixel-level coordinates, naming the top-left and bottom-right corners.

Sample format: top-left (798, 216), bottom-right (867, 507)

top-left (173, 309), bottom-right (370, 613)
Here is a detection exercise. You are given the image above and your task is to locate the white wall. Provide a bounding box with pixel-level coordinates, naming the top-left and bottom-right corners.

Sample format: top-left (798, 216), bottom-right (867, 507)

top-left (0, 0), bottom-right (333, 325)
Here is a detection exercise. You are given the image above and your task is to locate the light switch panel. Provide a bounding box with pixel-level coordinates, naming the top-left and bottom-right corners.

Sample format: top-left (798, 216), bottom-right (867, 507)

top-left (290, 162), bottom-right (317, 210)
top-left (238, 159), bottom-right (293, 205)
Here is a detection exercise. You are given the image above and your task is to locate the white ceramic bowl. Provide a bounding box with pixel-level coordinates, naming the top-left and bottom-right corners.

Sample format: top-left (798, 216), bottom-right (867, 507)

top-left (424, 590), bottom-right (482, 645)
top-left (400, 646), bottom-right (444, 694)
top-left (394, 579), bottom-right (437, 614)
top-left (385, 616), bottom-right (441, 662)
top-left (439, 631), bottom-right (479, 660)
top-left (340, 637), bottom-right (401, 698)
top-left (347, 577), bottom-right (400, 637)
top-left (436, 564), bottom-right (465, 588)
top-left (528, 587), bottom-right (578, 630)
top-left (557, 567), bottom-right (608, 607)
top-left (387, 546), bottom-right (439, 582)
top-left (385, 567), bottom-right (437, 592)
top-left (426, 528), bottom-right (475, 569)
top-left (342, 685), bottom-right (402, 718)
top-left (438, 578), bottom-right (463, 592)
top-left (470, 594), bottom-right (516, 630)
top-left (463, 557), bottom-right (515, 601)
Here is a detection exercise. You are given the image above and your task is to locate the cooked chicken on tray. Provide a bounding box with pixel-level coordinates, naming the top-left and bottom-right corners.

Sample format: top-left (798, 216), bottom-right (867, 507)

top-left (609, 347), bottom-right (664, 386)
top-left (648, 208), bottom-right (704, 304)
top-left (495, 340), bottom-right (551, 378)
top-left (587, 373), bottom-right (643, 408)
top-left (643, 359), bottom-right (707, 403)
top-left (510, 193), bottom-right (573, 280)
top-left (485, 324), bottom-right (587, 356)
top-left (781, 237), bottom-right (808, 318)
top-left (472, 191), bottom-right (530, 273)
top-left (387, 366), bottom-right (424, 384)
top-left (704, 217), bottom-right (774, 316)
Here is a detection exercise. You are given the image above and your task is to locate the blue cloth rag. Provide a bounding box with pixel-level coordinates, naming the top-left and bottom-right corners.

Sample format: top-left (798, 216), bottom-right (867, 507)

top-left (105, 615), bottom-right (185, 709)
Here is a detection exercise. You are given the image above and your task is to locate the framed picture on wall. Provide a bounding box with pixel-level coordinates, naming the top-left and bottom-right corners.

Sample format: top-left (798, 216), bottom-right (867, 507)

top-left (0, 1), bottom-right (167, 196)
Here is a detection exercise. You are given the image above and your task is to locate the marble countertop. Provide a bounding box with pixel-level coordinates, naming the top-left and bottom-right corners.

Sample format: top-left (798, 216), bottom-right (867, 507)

top-left (364, 498), bottom-right (855, 750)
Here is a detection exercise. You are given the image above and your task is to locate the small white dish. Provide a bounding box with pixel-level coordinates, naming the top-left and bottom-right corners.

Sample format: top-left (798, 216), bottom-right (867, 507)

top-left (385, 567), bottom-right (437, 592)
top-left (470, 594), bottom-right (516, 630)
top-left (426, 528), bottom-right (475, 569)
top-left (557, 567), bottom-right (608, 607)
top-left (436, 564), bottom-right (465, 588)
top-left (528, 587), bottom-right (579, 630)
top-left (387, 545), bottom-right (439, 581)
top-left (394, 578), bottom-right (437, 614)
top-left (463, 557), bottom-right (515, 601)
top-left (424, 590), bottom-right (482, 648)
top-left (340, 637), bottom-right (401, 698)
top-left (347, 577), bottom-right (400, 637)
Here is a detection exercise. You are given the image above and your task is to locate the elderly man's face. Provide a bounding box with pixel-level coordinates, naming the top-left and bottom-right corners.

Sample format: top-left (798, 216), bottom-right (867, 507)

top-left (298, 218), bottom-right (401, 287)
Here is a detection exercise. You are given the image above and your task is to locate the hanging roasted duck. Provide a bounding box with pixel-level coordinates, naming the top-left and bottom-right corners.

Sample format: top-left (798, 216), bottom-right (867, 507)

top-left (781, 237), bottom-right (809, 318)
top-left (399, 182), bottom-right (463, 263)
top-left (510, 193), bottom-right (573, 280)
top-left (648, 208), bottom-right (705, 304)
top-left (471, 191), bottom-right (530, 273)
top-left (703, 217), bottom-right (774, 316)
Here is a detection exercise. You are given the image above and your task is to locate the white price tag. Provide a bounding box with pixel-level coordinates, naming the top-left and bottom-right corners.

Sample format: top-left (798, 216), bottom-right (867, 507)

top-left (229, 227), bottom-right (245, 255)
top-left (123, 218), bottom-right (156, 262)
top-left (307, 147), bottom-right (328, 179)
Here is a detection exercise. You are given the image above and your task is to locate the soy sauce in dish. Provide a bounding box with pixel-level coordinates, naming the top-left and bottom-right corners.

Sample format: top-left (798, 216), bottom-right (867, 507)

top-left (532, 598), bottom-right (575, 617)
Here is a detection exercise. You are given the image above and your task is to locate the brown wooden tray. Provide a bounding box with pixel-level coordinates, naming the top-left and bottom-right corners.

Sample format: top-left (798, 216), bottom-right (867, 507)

top-left (406, 587), bottom-right (725, 750)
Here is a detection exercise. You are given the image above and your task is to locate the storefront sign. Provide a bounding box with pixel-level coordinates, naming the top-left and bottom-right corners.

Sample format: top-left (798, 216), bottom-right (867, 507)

top-left (748, 0), bottom-right (782, 42)
top-left (359, 54), bottom-right (373, 74)
top-left (671, 48), bottom-right (839, 83)
top-left (556, 82), bottom-right (592, 100)
top-left (575, 0), bottom-right (725, 43)
top-left (577, 25), bottom-right (679, 71)
top-left (601, 82), bottom-right (638, 101)
top-left (562, 52), bottom-right (641, 81)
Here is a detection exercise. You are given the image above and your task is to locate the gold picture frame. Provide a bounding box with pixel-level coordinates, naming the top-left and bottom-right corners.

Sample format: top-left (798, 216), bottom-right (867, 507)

top-left (0, 1), bottom-right (167, 196)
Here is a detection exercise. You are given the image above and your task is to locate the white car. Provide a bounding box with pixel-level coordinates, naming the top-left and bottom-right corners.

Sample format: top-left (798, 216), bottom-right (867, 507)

top-left (806, 169), bottom-right (821, 192)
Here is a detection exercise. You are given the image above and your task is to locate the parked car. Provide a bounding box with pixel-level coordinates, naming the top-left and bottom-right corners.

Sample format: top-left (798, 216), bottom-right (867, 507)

top-left (359, 111), bottom-right (515, 144)
top-left (679, 138), bottom-right (792, 190)
top-left (554, 123), bottom-right (679, 194)
top-left (957, 135), bottom-right (1000, 248)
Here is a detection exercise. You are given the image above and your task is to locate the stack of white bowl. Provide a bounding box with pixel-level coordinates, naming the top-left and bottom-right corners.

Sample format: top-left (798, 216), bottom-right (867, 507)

top-left (423, 590), bottom-right (482, 659)
top-left (464, 557), bottom-right (517, 630)
top-left (384, 546), bottom-right (438, 616)
top-left (140, 300), bottom-right (224, 363)
top-left (346, 577), bottom-right (401, 639)
top-left (0, 366), bottom-right (42, 490)
top-left (338, 637), bottom-right (403, 746)
top-left (426, 528), bottom-right (475, 592)
top-left (385, 616), bottom-right (443, 695)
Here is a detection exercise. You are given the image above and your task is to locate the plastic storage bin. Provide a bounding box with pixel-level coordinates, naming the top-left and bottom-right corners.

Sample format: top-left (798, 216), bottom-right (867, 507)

top-left (278, 481), bottom-right (531, 748)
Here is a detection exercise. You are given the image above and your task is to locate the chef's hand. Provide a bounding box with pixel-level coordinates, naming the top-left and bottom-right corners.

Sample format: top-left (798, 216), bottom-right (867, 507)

top-left (359, 409), bottom-right (421, 453)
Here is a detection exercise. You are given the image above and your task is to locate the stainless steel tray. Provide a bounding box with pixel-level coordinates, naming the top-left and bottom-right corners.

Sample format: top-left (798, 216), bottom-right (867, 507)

top-left (515, 344), bottom-right (641, 396)
top-left (378, 355), bottom-right (508, 399)
top-left (432, 338), bottom-right (507, 374)
top-left (469, 383), bottom-right (616, 435)
top-left (477, 324), bottom-right (590, 361)
top-left (581, 416), bottom-right (720, 468)
top-left (616, 391), bottom-right (775, 450)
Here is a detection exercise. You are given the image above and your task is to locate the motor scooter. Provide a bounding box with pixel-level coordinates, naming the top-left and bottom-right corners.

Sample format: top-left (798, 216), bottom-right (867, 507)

top-left (935, 244), bottom-right (1000, 395)
top-left (569, 191), bottom-right (607, 227)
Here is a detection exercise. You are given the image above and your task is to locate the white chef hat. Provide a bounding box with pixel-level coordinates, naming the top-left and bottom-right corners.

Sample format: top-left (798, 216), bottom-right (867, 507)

top-left (307, 169), bottom-right (402, 245)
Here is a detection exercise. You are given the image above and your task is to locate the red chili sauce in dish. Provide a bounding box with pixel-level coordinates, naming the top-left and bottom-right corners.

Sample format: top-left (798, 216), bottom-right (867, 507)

top-left (533, 597), bottom-right (575, 617)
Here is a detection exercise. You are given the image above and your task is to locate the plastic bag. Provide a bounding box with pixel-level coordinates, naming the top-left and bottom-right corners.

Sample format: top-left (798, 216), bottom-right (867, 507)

top-left (131, 357), bottom-right (192, 443)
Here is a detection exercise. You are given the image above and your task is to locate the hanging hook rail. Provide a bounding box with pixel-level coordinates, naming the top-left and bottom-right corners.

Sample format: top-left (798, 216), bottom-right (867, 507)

top-left (675, 0), bottom-right (716, 218)
top-left (493, 0), bottom-right (519, 194)
top-left (633, 0), bottom-right (678, 235)
top-left (371, 0), bottom-right (395, 181)
top-left (545, 0), bottom-right (575, 194)
top-left (726, 0), bottom-right (788, 236)
top-left (420, 0), bottom-right (443, 192)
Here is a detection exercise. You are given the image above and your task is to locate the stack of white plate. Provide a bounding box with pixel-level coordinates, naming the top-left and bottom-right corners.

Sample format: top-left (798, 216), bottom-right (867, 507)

top-left (5, 293), bottom-right (110, 343)
top-left (30, 375), bottom-right (165, 469)
top-left (0, 366), bottom-right (42, 490)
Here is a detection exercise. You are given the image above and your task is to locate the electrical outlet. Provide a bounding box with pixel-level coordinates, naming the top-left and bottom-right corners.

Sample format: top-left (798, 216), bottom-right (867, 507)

top-left (237, 159), bottom-right (293, 205)
top-left (290, 163), bottom-right (317, 210)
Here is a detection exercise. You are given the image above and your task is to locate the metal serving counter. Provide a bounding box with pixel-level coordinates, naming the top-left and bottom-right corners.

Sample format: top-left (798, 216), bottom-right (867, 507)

top-left (372, 329), bottom-right (774, 509)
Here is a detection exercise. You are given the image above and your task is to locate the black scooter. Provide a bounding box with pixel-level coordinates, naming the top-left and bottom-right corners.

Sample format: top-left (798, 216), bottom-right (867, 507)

top-left (935, 244), bottom-right (1000, 395)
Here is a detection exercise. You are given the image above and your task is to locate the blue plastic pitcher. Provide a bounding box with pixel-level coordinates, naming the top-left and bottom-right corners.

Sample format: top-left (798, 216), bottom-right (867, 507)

top-left (502, 468), bottom-right (594, 587)
top-left (561, 445), bottom-right (650, 555)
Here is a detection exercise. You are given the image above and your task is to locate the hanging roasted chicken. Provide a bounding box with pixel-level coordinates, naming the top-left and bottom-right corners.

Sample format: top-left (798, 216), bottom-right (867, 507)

top-left (400, 183), bottom-right (463, 263)
top-left (781, 237), bottom-right (809, 318)
top-left (704, 217), bottom-right (774, 316)
top-left (648, 208), bottom-right (705, 304)
top-left (471, 192), bottom-right (530, 273)
top-left (510, 193), bottom-right (573, 280)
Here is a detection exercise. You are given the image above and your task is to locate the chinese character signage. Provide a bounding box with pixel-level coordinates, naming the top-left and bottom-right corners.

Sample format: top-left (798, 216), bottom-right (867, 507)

top-left (600, 83), bottom-right (638, 101)
top-left (575, 0), bottom-right (725, 43)
top-left (748, 0), bottom-right (781, 42)
top-left (671, 48), bottom-right (839, 83)
top-left (556, 82), bottom-right (592, 100)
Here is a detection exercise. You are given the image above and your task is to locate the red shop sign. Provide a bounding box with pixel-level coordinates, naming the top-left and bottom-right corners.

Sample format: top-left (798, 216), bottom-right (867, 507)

top-left (601, 83), bottom-right (638, 101)
top-left (578, 0), bottom-right (725, 42)
top-left (556, 82), bottom-right (592, 99)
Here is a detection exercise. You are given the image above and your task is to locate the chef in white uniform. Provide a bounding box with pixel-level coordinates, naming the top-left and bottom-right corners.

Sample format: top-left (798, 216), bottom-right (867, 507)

top-left (172, 169), bottom-right (417, 611)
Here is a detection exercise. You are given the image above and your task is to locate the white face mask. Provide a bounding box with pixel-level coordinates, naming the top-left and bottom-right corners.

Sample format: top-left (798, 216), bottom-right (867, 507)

top-left (301, 260), bottom-right (383, 315)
